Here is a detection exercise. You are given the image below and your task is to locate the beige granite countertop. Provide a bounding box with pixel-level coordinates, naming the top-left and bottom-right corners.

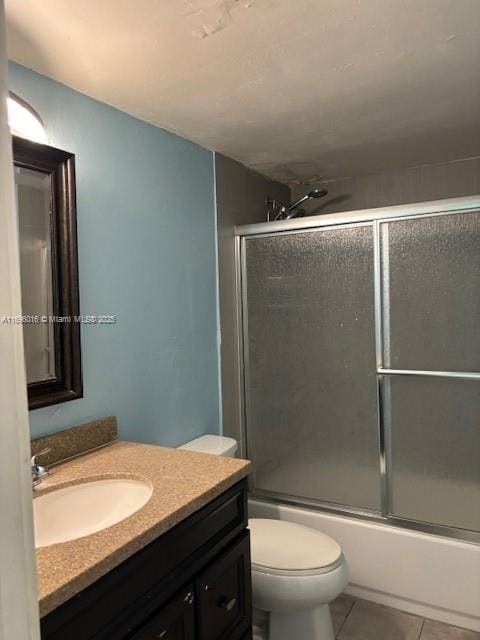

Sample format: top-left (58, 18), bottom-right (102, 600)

top-left (35, 441), bottom-right (250, 617)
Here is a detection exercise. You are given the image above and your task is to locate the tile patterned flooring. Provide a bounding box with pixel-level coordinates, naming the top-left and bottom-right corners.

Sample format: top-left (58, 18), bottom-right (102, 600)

top-left (332, 595), bottom-right (480, 640)
top-left (253, 594), bottom-right (480, 639)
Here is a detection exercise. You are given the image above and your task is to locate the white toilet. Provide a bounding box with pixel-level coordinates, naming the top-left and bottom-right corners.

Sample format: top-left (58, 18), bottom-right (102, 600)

top-left (178, 434), bottom-right (238, 457)
top-left (249, 518), bottom-right (348, 640)
top-left (179, 435), bottom-right (348, 640)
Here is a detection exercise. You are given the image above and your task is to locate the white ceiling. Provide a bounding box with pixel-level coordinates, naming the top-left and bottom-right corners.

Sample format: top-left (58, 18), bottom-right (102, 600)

top-left (6, 0), bottom-right (480, 184)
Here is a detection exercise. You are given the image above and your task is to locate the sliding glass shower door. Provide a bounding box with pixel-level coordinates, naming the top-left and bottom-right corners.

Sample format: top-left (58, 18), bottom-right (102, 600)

top-left (380, 212), bottom-right (480, 533)
top-left (240, 204), bottom-right (480, 540)
top-left (242, 224), bottom-right (381, 511)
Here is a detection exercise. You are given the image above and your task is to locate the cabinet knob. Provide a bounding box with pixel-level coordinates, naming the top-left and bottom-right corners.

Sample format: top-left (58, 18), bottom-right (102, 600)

top-left (157, 631), bottom-right (167, 639)
top-left (183, 591), bottom-right (194, 605)
top-left (218, 596), bottom-right (237, 612)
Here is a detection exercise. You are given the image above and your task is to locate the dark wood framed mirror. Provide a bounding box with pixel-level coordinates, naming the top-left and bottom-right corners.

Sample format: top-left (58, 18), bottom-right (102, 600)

top-left (13, 136), bottom-right (82, 409)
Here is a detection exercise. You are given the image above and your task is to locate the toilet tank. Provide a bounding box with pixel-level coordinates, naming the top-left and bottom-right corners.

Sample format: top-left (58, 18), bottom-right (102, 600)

top-left (178, 435), bottom-right (238, 457)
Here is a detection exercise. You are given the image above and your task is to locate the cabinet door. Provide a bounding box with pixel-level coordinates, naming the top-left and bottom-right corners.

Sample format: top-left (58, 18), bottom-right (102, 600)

top-left (130, 585), bottom-right (195, 640)
top-left (195, 532), bottom-right (252, 640)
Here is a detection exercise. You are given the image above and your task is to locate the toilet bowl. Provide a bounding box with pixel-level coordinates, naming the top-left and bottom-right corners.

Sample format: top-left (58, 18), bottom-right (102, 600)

top-left (178, 435), bottom-right (348, 640)
top-left (249, 518), bottom-right (348, 640)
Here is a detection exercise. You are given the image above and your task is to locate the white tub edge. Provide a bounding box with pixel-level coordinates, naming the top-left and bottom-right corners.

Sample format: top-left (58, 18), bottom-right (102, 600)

top-left (249, 498), bottom-right (480, 632)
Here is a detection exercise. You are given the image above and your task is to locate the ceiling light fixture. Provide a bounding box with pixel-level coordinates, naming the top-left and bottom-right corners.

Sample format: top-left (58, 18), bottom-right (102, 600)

top-left (7, 91), bottom-right (47, 144)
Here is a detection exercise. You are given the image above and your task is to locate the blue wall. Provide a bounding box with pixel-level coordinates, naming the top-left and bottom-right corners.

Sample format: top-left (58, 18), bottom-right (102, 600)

top-left (9, 62), bottom-right (220, 445)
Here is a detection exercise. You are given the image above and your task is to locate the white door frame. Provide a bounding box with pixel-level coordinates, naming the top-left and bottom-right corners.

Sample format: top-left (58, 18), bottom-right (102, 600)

top-left (0, 2), bottom-right (40, 637)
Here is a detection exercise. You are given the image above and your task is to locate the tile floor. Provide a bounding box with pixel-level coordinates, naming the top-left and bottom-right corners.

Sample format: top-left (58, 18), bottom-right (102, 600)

top-left (331, 594), bottom-right (480, 640)
top-left (253, 595), bottom-right (480, 640)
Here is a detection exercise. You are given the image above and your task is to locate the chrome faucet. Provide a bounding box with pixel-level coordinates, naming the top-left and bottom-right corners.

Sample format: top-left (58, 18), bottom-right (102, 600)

top-left (31, 448), bottom-right (51, 488)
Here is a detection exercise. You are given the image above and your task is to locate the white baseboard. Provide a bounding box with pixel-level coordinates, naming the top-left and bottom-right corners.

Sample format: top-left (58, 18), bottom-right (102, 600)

top-left (345, 584), bottom-right (480, 633)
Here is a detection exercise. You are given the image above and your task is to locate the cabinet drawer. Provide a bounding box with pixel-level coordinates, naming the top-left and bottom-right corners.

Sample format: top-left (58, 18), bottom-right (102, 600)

top-left (195, 532), bottom-right (252, 640)
top-left (130, 585), bottom-right (195, 640)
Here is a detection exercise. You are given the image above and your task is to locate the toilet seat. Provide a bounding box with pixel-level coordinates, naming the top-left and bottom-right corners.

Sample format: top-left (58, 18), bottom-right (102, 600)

top-left (249, 518), bottom-right (342, 576)
top-left (252, 555), bottom-right (344, 577)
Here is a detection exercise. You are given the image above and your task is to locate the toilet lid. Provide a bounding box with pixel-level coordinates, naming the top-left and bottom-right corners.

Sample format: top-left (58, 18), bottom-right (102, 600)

top-left (249, 518), bottom-right (342, 572)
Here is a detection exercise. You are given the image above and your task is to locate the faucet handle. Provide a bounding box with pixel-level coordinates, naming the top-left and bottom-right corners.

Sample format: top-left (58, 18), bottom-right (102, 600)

top-left (31, 447), bottom-right (51, 489)
top-left (31, 447), bottom-right (51, 467)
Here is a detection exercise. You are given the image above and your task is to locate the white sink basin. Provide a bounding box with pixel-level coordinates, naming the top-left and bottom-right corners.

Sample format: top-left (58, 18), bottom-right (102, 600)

top-left (34, 478), bottom-right (153, 548)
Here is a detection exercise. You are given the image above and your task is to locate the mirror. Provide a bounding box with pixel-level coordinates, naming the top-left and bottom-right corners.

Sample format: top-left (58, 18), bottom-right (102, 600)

top-left (13, 136), bottom-right (82, 409)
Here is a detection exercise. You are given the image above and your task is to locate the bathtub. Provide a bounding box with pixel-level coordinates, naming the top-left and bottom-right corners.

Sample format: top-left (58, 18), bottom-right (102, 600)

top-left (249, 497), bottom-right (480, 632)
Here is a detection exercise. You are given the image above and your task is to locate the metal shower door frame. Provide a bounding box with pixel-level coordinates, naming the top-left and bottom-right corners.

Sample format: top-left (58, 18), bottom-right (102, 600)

top-left (235, 196), bottom-right (480, 544)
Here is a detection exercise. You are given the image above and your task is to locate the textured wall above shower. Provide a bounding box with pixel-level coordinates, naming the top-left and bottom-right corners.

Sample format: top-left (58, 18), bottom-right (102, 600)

top-left (291, 157), bottom-right (480, 215)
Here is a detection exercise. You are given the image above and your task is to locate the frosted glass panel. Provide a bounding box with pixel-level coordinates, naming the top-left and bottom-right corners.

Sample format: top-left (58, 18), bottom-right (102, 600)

top-left (382, 211), bottom-right (480, 371)
top-left (387, 376), bottom-right (480, 531)
top-left (244, 226), bottom-right (381, 511)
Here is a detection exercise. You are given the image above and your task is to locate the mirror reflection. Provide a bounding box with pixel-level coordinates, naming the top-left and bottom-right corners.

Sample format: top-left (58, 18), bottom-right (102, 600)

top-left (16, 166), bottom-right (56, 384)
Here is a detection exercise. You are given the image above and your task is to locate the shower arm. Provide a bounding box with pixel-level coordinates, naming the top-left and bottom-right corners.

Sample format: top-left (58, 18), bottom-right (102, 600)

top-left (267, 188), bottom-right (328, 221)
top-left (266, 196), bottom-right (307, 222)
top-left (271, 193), bottom-right (312, 221)
top-left (286, 193), bottom-right (310, 212)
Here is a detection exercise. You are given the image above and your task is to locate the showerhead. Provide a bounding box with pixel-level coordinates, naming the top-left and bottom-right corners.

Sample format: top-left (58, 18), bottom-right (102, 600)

top-left (308, 188), bottom-right (328, 199)
top-left (268, 187), bottom-right (329, 221)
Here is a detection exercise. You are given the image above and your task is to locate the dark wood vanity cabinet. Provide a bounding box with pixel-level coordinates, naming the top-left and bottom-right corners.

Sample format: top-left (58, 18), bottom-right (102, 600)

top-left (130, 584), bottom-right (196, 640)
top-left (41, 479), bottom-right (252, 640)
top-left (196, 533), bottom-right (251, 640)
